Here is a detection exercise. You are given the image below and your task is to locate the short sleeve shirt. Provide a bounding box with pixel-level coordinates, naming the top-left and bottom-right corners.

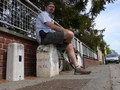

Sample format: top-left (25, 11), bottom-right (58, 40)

top-left (36, 11), bottom-right (53, 44)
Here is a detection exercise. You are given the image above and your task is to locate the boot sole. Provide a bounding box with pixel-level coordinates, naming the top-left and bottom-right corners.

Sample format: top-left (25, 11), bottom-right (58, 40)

top-left (74, 72), bottom-right (91, 75)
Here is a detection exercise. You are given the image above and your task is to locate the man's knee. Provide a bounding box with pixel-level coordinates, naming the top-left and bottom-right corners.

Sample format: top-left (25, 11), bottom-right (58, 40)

top-left (68, 31), bottom-right (74, 38)
top-left (64, 30), bottom-right (74, 39)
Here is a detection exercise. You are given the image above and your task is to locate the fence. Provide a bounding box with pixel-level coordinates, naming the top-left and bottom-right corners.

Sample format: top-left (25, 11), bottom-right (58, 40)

top-left (0, 0), bottom-right (38, 38)
top-left (72, 37), bottom-right (97, 59)
top-left (0, 0), bottom-right (97, 59)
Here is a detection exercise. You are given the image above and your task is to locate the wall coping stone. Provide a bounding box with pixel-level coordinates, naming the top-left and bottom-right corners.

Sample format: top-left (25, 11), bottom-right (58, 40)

top-left (0, 27), bottom-right (37, 42)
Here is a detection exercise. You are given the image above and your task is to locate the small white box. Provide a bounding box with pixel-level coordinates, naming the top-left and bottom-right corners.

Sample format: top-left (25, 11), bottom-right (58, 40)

top-left (6, 43), bottom-right (24, 81)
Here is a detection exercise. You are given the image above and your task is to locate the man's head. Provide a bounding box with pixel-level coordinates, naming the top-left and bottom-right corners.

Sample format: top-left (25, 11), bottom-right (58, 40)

top-left (44, 2), bottom-right (55, 14)
top-left (44, 2), bottom-right (54, 7)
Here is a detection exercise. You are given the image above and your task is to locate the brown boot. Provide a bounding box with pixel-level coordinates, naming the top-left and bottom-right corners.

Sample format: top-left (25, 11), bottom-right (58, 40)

top-left (74, 68), bottom-right (91, 75)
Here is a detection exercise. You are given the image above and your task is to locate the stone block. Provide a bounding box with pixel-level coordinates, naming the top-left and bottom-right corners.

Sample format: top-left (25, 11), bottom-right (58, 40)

top-left (36, 44), bottom-right (59, 77)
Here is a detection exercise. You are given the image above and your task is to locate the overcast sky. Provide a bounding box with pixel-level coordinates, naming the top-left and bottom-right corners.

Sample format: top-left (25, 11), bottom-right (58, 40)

top-left (93, 0), bottom-right (120, 55)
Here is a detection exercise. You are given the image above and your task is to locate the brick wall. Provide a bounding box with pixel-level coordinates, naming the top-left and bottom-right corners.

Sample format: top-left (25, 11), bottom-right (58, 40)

top-left (63, 57), bottom-right (99, 71)
top-left (0, 27), bottom-right (39, 79)
top-left (83, 57), bottom-right (100, 68)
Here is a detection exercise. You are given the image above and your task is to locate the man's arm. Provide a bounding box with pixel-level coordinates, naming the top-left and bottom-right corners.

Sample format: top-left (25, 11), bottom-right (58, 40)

top-left (45, 21), bottom-right (68, 32)
top-left (45, 21), bottom-right (74, 43)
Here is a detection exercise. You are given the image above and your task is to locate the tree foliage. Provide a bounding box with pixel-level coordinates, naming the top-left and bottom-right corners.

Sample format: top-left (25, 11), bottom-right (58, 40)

top-left (106, 45), bottom-right (112, 54)
top-left (90, 0), bottom-right (117, 17)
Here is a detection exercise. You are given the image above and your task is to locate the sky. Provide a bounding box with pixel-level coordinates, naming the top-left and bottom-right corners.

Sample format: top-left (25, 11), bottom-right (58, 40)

top-left (92, 0), bottom-right (120, 55)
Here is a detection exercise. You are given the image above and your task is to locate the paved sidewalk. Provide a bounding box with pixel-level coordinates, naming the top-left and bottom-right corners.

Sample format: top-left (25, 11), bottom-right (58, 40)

top-left (83, 65), bottom-right (111, 90)
top-left (0, 64), bottom-right (120, 90)
top-left (110, 64), bottom-right (120, 90)
top-left (83, 64), bottom-right (120, 90)
top-left (0, 66), bottom-right (93, 90)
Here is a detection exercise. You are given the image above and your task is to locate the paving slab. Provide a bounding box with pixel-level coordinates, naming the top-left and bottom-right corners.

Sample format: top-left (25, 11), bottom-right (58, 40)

top-left (17, 79), bottom-right (91, 90)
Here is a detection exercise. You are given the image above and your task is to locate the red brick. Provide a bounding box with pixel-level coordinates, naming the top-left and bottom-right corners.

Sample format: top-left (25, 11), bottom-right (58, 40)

top-left (0, 74), bottom-right (6, 79)
top-left (24, 62), bottom-right (32, 67)
top-left (0, 67), bottom-right (3, 73)
top-left (29, 49), bottom-right (36, 54)
top-left (0, 49), bottom-right (5, 54)
top-left (3, 44), bottom-right (8, 49)
top-left (0, 55), bottom-right (3, 60)
top-left (0, 43), bottom-right (2, 48)
top-left (19, 39), bottom-right (28, 44)
top-left (13, 37), bottom-right (19, 41)
top-left (25, 58), bottom-right (31, 62)
top-left (0, 38), bottom-right (5, 43)
top-left (0, 61), bottom-right (6, 66)
top-left (30, 49), bottom-right (36, 54)
top-left (25, 48), bottom-right (29, 53)
top-left (25, 53), bottom-right (33, 58)
top-left (5, 39), bottom-right (12, 44)
top-left (3, 34), bottom-right (13, 39)
top-left (0, 67), bottom-right (6, 76)
top-left (25, 45), bottom-right (34, 49)
top-left (12, 41), bottom-right (18, 43)
top-left (1, 55), bottom-right (7, 61)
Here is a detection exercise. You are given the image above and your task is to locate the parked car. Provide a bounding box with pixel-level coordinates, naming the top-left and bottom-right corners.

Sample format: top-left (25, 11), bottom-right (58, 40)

top-left (105, 54), bottom-right (119, 64)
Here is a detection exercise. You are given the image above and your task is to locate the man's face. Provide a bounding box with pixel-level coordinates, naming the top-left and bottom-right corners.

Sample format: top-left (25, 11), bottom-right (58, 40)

top-left (45, 4), bottom-right (55, 14)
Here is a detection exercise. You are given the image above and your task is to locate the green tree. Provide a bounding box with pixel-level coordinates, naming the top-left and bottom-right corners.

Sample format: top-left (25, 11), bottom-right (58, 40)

top-left (90, 0), bottom-right (117, 17)
top-left (106, 45), bottom-right (112, 54)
